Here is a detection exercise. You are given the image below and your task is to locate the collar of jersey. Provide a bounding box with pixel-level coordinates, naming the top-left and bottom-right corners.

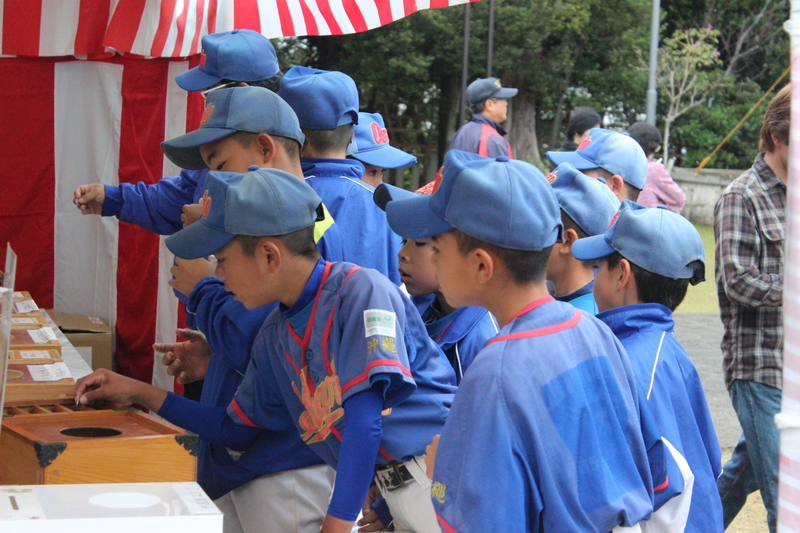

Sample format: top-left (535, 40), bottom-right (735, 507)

top-left (301, 157), bottom-right (365, 180)
top-left (282, 258), bottom-right (327, 320)
top-left (554, 280), bottom-right (594, 303)
top-left (596, 302), bottom-right (674, 340)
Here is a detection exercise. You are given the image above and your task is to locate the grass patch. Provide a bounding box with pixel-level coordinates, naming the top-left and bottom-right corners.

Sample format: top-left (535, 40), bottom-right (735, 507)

top-left (676, 224), bottom-right (719, 314)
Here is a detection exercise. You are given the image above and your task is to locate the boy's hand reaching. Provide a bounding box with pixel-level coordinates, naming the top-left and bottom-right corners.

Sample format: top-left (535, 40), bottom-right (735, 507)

top-left (73, 184), bottom-right (105, 215)
top-left (181, 203), bottom-right (203, 227)
top-left (74, 368), bottom-right (167, 412)
top-left (155, 328), bottom-right (212, 384)
top-left (169, 257), bottom-right (217, 297)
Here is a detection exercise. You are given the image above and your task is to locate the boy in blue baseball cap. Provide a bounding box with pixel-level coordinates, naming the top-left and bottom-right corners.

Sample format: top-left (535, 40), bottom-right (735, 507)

top-left (351, 112), bottom-right (417, 187)
top-left (76, 166), bottom-right (457, 533)
top-left (546, 127), bottom-right (648, 202)
top-left (546, 162), bottom-right (620, 314)
top-left (279, 67), bottom-right (404, 286)
top-left (573, 200), bottom-right (724, 532)
top-left (385, 149), bottom-right (659, 532)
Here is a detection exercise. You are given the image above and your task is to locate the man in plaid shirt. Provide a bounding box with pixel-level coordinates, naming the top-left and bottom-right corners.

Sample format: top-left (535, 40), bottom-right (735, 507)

top-left (714, 85), bottom-right (790, 533)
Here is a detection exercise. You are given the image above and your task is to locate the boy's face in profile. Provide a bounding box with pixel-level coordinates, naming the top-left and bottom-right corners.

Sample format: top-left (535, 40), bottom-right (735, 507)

top-left (398, 238), bottom-right (439, 297)
top-left (593, 259), bottom-right (622, 313)
top-left (200, 135), bottom-right (264, 173)
top-left (213, 238), bottom-right (270, 310)
top-left (431, 231), bottom-right (473, 308)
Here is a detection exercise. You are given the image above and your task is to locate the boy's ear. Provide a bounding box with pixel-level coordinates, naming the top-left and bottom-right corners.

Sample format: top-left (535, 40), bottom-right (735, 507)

top-left (255, 133), bottom-right (278, 164)
top-left (472, 247), bottom-right (495, 284)
top-left (259, 238), bottom-right (283, 272)
top-left (560, 228), bottom-right (578, 253)
top-left (609, 175), bottom-right (625, 196)
top-left (618, 257), bottom-right (635, 291)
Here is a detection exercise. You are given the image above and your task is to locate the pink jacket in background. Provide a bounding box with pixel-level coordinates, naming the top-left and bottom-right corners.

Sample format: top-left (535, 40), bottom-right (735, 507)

top-left (637, 161), bottom-right (686, 213)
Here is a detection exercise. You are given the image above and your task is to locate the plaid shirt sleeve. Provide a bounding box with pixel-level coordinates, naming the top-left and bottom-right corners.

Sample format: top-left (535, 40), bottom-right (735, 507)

top-left (714, 190), bottom-right (783, 308)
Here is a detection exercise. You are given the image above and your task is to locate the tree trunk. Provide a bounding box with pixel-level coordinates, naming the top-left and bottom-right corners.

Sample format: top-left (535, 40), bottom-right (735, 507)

top-left (437, 73), bottom-right (462, 166)
top-left (507, 94), bottom-right (541, 165)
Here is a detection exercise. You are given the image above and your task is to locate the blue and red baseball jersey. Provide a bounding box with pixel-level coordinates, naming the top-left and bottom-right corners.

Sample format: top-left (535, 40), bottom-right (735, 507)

top-left (599, 303), bottom-right (724, 532)
top-left (228, 260), bottom-right (456, 468)
top-left (302, 158), bottom-right (402, 285)
top-left (413, 296), bottom-right (499, 384)
top-left (432, 296), bottom-right (655, 533)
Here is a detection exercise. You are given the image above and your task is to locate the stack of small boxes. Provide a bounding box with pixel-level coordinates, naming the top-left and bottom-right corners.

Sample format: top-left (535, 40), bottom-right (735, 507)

top-left (5, 292), bottom-right (73, 404)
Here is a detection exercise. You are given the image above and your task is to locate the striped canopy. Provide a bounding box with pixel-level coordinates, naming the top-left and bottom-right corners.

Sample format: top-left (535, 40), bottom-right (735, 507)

top-left (0, 0), bottom-right (474, 58)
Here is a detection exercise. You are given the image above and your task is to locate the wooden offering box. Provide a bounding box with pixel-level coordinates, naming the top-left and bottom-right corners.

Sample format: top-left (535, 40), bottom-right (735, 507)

top-left (8, 349), bottom-right (61, 364)
top-left (9, 314), bottom-right (50, 330)
top-left (4, 363), bottom-right (75, 404)
top-left (0, 408), bottom-right (198, 485)
top-left (9, 328), bottom-right (61, 354)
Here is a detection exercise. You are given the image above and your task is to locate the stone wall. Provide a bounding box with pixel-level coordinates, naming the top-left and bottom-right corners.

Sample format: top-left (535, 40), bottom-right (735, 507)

top-left (671, 167), bottom-right (744, 226)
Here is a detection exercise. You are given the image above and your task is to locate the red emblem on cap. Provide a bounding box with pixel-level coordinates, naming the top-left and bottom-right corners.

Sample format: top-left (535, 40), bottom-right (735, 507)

top-left (546, 170), bottom-right (558, 183)
top-left (606, 210), bottom-right (620, 231)
top-left (200, 52), bottom-right (207, 67)
top-left (577, 136), bottom-right (592, 151)
top-left (200, 103), bottom-right (214, 126)
top-left (200, 190), bottom-right (212, 219)
top-left (415, 167), bottom-right (443, 195)
top-left (370, 122), bottom-right (390, 144)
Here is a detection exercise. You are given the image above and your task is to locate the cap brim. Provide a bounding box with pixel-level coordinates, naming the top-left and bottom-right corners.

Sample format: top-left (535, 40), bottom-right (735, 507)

top-left (161, 128), bottom-right (237, 170)
top-left (353, 145), bottom-right (418, 170)
top-left (374, 183), bottom-right (416, 211)
top-left (571, 234), bottom-right (616, 262)
top-left (175, 67), bottom-right (223, 92)
top-left (545, 150), bottom-right (596, 170)
top-left (494, 87), bottom-right (518, 98)
top-left (385, 195), bottom-right (453, 239)
top-left (165, 219), bottom-right (236, 260)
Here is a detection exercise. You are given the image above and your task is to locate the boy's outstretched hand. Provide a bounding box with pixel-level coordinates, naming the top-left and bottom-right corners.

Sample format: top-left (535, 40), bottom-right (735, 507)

top-left (169, 257), bottom-right (217, 297)
top-left (73, 184), bottom-right (105, 215)
top-left (155, 328), bottom-right (212, 384)
top-left (74, 369), bottom-right (167, 412)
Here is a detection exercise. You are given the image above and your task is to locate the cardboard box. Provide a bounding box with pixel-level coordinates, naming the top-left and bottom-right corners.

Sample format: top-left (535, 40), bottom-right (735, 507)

top-left (47, 311), bottom-right (113, 371)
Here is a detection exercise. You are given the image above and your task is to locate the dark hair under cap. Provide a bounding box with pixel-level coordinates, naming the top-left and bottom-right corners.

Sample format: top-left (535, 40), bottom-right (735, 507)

top-left (566, 107), bottom-right (602, 141)
top-left (627, 121), bottom-right (662, 157)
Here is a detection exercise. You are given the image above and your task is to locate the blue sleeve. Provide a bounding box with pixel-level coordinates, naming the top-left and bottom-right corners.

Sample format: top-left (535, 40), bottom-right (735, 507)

top-left (485, 134), bottom-right (509, 158)
top-left (158, 391), bottom-right (260, 450)
top-left (188, 277), bottom-right (276, 374)
top-left (105, 169), bottom-right (207, 235)
top-left (326, 386), bottom-right (384, 521)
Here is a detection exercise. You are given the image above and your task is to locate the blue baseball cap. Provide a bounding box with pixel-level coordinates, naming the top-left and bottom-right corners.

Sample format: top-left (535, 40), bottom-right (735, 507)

top-left (176, 30), bottom-right (279, 91)
top-left (385, 150), bottom-right (562, 251)
top-left (545, 128), bottom-right (648, 189)
top-left (166, 167), bottom-right (323, 259)
top-left (572, 200), bottom-right (705, 282)
top-left (466, 77), bottom-right (518, 106)
top-left (161, 86), bottom-right (304, 170)
top-left (351, 112), bottom-right (417, 169)
top-left (279, 66), bottom-right (359, 130)
top-left (548, 163), bottom-right (620, 236)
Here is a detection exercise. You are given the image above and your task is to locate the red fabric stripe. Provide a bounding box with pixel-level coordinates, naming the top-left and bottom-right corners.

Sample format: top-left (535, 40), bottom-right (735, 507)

top-left (234, 0), bottom-right (262, 32)
top-left (377, 446), bottom-right (393, 461)
top-left (149, 0), bottom-right (179, 57)
top-left (104, 0), bottom-right (147, 54)
top-left (169, 0), bottom-right (191, 57)
top-left (341, 359), bottom-right (413, 395)
top-left (230, 398), bottom-right (260, 427)
top-left (2, 0), bottom-right (42, 56)
top-left (507, 295), bottom-right (554, 323)
top-left (75, 0), bottom-right (110, 55)
top-left (113, 57), bottom-right (169, 383)
top-left (322, 305), bottom-right (336, 376)
top-left (341, 0), bottom-right (368, 32)
top-left (275, 0), bottom-right (296, 38)
top-left (297, 0), bottom-right (319, 35)
top-left (207, 0), bottom-right (218, 34)
top-left (778, 505), bottom-right (800, 529)
top-left (185, 55), bottom-right (205, 128)
top-left (403, 0), bottom-right (416, 17)
top-left (343, 265), bottom-right (361, 284)
top-left (653, 474), bottom-right (669, 492)
top-left (779, 479), bottom-right (800, 506)
top-left (284, 351), bottom-right (302, 375)
top-left (311, 0), bottom-right (342, 34)
top-left (436, 512), bottom-right (460, 533)
top-left (373, 0), bottom-right (393, 27)
top-left (487, 310), bottom-right (581, 346)
top-left (188, 0), bottom-right (206, 54)
top-left (430, 0), bottom-right (449, 8)
top-left (781, 454), bottom-right (800, 477)
top-left (0, 59), bottom-right (55, 307)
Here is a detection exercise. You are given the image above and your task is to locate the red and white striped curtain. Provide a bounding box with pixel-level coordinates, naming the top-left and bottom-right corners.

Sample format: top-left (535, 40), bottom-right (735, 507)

top-left (0, 0), bottom-right (473, 386)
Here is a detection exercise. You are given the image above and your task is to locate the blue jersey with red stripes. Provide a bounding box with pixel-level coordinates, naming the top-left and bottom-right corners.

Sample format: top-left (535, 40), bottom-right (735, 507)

top-left (432, 296), bottom-right (655, 533)
top-left (599, 303), bottom-right (724, 532)
top-left (228, 261), bottom-right (456, 468)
